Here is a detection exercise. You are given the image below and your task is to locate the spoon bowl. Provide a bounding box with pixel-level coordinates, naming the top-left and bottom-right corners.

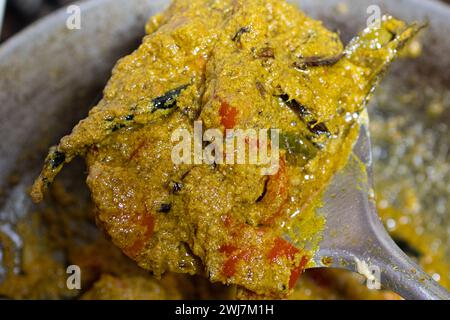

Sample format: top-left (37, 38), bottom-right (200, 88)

top-left (313, 115), bottom-right (450, 300)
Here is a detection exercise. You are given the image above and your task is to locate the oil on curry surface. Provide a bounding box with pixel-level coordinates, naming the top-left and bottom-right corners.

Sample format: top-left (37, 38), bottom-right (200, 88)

top-left (2, 0), bottom-right (431, 299)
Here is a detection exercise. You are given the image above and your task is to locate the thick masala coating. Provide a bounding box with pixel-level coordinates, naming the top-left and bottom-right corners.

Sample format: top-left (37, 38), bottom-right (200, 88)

top-left (31, 0), bottom-right (421, 297)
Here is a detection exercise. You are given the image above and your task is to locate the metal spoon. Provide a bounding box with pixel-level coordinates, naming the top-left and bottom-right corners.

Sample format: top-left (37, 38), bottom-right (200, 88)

top-left (312, 115), bottom-right (450, 300)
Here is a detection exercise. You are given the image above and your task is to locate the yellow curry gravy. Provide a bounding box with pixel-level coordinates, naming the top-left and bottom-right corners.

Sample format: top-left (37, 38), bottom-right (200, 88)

top-left (27, 0), bottom-right (422, 297)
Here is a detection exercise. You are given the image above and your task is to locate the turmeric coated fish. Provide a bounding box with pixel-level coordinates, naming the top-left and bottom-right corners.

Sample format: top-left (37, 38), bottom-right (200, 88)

top-left (31, 0), bottom-right (422, 297)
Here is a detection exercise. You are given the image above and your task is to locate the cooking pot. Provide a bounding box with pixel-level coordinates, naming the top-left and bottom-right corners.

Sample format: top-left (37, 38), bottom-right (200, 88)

top-left (0, 0), bottom-right (449, 292)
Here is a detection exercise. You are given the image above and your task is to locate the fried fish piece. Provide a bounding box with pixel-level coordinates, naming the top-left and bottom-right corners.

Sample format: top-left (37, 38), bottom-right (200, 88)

top-left (31, 0), bottom-right (422, 297)
top-left (30, 0), bottom-right (233, 203)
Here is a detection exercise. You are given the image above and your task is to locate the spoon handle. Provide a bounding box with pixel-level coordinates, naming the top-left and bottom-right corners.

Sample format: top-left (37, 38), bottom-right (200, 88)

top-left (365, 205), bottom-right (450, 300)
top-left (355, 176), bottom-right (450, 300)
top-left (315, 199), bottom-right (450, 300)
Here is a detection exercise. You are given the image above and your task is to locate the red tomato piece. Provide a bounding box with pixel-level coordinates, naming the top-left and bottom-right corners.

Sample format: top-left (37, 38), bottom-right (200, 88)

top-left (289, 256), bottom-right (309, 289)
top-left (124, 214), bottom-right (155, 258)
top-left (267, 237), bottom-right (299, 263)
top-left (219, 101), bottom-right (238, 129)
